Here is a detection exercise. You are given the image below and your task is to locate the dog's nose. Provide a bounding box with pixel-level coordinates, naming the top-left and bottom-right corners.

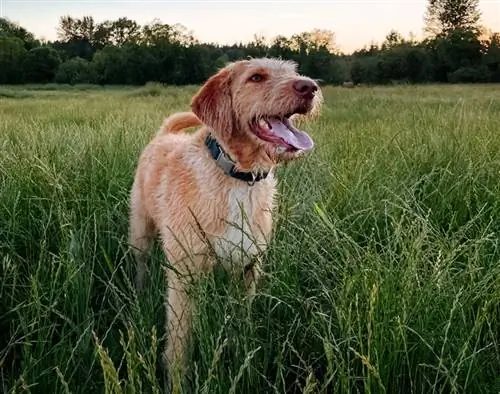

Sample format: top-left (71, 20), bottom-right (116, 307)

top-left (293, 79), bottom-right (318, 99)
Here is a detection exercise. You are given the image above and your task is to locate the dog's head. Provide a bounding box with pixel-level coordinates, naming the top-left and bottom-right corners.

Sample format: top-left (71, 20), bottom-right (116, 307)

top-left (191, 57), bottom-right (323, 172)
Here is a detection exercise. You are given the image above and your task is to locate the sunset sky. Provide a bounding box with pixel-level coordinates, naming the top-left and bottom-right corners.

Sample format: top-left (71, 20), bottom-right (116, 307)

top-left (2, 0), bottom-right (499, 53)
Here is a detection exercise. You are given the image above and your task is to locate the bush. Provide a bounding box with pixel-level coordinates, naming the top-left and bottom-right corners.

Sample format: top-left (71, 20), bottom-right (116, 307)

top-left (447, 66), bottom-right (491, 83)
top-left (350, 56), bottom-right (381, 84)
top-left (23, 46), bottom-right (61, 83)
top-left (55, 57), bottom-right (97, 85)
top-left (0, 36), bottom-right (27, 84)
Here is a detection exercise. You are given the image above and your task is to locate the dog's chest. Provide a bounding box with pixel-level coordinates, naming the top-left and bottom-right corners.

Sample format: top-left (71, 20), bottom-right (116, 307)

top-left (210, 184), bottom-right (274, 266)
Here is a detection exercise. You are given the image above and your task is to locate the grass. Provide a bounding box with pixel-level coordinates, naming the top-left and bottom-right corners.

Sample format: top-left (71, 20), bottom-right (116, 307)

top-left (1, 83), bottom-right (500, 393)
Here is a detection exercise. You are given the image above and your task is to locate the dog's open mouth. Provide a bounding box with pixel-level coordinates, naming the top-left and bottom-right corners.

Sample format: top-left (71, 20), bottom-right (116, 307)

top-left (250, 115), bottom-right (314, 152)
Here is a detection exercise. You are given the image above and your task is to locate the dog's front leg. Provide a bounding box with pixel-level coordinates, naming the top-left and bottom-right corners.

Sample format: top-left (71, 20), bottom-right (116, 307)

top-left (164, 267), bottom-right (194, 393)
top-left (244, 257), bottom-right (262, 304)
top-left (163, 252), bottom-right (209, 393)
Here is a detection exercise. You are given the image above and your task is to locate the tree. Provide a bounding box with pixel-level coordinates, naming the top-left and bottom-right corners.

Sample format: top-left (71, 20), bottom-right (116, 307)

top-left (0, 36), bottom-right (27, 83)
top-left (140, 20), bottom-right (175, 46)
top-left (54, 16), bottom-right (100, 60)
top-left (350, 55), bottom-right (381, 84)
top-left (424, 0), bottom-right (481, 36)
top-left (308, 28), bottom-right (337, 53)
top-left (57, 15), bottom-right (97, 43)
top-left (140, 20), bottom-right (195, 46)
top-left (23, 46), bottom-right (61, 83)
top-left (269, 35), bottom-right (295, 59)
top-left (109, 17), bottom-right (141, 46)
top-left (93, 21), bottom-right (113, 48)
top-left (2, 13), bottom-right (499, 86)
top-left (51, 37), bottom-right (95, 61)
top-left (121, 44), bottom-right (160, 84)
top-left (54, 57), bottom-right (97, 84)
top-left (426, 28), bottom-right (485, 81)
top-left (381, 30), bottom-right (405, 50)
top-left (483, 32), bottom-right (500, 81)
top-left (246, 34), bottom-right (269, 58)
top-left (0, 17), bottom-right (39, 49)
top-left (289, 29), bottom-right (337, 54)
top-left (92, 46), bottom-right (127, 84)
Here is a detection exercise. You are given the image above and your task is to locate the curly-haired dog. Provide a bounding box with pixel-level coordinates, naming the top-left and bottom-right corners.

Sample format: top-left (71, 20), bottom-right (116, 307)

top-left (128, 57), bottom-right (323, 384)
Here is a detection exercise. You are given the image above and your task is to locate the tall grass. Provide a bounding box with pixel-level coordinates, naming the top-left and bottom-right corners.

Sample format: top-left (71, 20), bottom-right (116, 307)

top-left (1, 84), bottom-right (499, 393)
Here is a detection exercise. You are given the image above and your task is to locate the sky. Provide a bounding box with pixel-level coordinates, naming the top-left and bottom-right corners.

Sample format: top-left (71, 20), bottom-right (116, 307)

top-left (2, 0), bottom-right (499, 53)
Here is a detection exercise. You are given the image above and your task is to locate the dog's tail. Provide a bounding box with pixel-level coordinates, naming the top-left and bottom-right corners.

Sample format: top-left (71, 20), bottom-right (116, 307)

top-left (157, 111), bottom-right (202, 136)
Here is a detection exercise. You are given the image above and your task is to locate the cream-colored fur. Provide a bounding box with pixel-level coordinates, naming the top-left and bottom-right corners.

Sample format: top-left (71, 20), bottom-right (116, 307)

top-left (128, 57), bottom-right (323, 387)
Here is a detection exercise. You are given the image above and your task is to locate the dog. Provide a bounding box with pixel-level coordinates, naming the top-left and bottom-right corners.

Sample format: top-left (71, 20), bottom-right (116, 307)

top-left (128, 57), bottom-right (323, 386)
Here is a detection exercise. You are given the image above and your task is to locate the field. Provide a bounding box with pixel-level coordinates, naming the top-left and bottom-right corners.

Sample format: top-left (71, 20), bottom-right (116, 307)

top-left (1, 83), bottom-right (500, 394)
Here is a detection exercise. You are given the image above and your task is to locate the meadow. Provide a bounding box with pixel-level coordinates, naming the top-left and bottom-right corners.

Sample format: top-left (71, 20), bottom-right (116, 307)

top-left (1, 82), bottom-right (499, 393)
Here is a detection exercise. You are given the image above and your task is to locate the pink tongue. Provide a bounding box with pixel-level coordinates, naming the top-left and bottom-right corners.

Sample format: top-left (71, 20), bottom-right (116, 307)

top-left (268, 119), bottom-right (314, 151)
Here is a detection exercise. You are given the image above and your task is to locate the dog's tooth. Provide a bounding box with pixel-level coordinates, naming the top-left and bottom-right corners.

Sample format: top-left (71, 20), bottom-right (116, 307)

top-left (258, 118), bottom-right (272, 130)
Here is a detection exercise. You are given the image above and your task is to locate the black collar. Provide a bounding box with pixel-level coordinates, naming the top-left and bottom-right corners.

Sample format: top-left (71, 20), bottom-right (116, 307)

top-left (204, 133), bottom-right (269, 185)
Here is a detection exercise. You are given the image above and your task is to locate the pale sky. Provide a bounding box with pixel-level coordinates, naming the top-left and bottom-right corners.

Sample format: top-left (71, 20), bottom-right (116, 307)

top-left (2, 0), bottom-right (499, 53)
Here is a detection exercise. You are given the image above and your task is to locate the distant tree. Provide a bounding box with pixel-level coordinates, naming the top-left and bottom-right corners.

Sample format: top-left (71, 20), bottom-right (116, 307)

top-left (213, 53), bottom-right (230, 69)
top-left (308, 28), bottom-right (338, 53)
top-left (0, 36), bottom-right (27, 83)
top-left (140, 20), bottom-right (195, 46)
top-left (0, 17), bottom-right (39, 49)
top-left (483, 32), bottom-right (500, 81)
top-left (108, 17), bottom-right (141, 46)
top-left (289, 29), bottom-right (337, 54)
top-left (245, 34), bottom-right (269, 58)
top-left (1, 13), bottom-right (498, 86)
top-left (23, 46), bottom-right (61, 83)
top-left (252, 33), bottom-right (267, 47)
top-left (425, 28), bottom-right (485, 81)
top-left (51, 37), bottom-right (95, 61)
top-left (424, 0), bottom-right (481, 36)
top-left (269, 35), bottom-right (295, 59)
top-left (170, 23), bottom-right (198, 45)
top-left (92, 45), bottom-right (127, 84)
top-left (150, 42), bottom-right (186, 84)
top-left (353, 42), bottom-right (380, 57)
top-left (307, 47), bottom-right (343, 83)
top-left (176, 44), bottom-right (217, 84)
top-left (140, 20), bottom-right (175, 45)
top-left (55, 56), bottom-right (97, 84)
top-left (121, 44), bottom-right (160, 84)
top-left (53, 16), bottom-right (101, 61)
top-left (404, 46), bottom-right (433, 82)
top-left (381, 30), bottom-right (405, 50)
top-left (57, 15), bottom-right (97, 43)
top-left (350, 55), bottom-right (381, 84)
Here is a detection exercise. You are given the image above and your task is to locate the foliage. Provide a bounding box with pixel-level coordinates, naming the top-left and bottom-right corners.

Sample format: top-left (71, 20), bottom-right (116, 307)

top-left (424, 0), bottom-right (481, 36)
top-left (0, 0), bottom-right (498, 87)
top-left (0, 17), bottom-right (39, 49)
top-left (23, 46), bottom-right (61, 83)
top-left (0, 36), bottom-right (27, 84)
top-left (54, 56), bottom-right (98, 84)
top-left (483, 33), bottom-right (500, 82)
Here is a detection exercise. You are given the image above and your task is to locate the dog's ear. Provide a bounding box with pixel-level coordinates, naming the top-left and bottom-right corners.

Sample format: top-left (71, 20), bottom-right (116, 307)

top-left (191, 68), bottom-right (233, 135)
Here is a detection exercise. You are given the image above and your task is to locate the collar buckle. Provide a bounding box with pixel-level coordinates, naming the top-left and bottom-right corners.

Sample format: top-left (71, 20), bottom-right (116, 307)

top-left (247, 173), bottom-right (256, 186)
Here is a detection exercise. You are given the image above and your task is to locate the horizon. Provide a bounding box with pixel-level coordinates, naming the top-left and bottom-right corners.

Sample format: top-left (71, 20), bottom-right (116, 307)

top-left (2, 1), bottom-right (499, 54)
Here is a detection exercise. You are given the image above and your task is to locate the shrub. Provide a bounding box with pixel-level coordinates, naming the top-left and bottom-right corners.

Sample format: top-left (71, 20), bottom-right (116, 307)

top-left (55, 57), bottom-right (97, 85)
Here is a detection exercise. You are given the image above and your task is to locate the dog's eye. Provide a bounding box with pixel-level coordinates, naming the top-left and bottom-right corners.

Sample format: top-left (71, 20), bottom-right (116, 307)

top-left (249, 74), bottom-right (264, 82)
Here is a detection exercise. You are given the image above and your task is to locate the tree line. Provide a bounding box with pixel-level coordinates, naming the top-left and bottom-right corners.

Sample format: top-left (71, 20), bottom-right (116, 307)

top-left (1, 0), bottom-right (499, 86)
